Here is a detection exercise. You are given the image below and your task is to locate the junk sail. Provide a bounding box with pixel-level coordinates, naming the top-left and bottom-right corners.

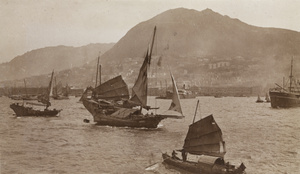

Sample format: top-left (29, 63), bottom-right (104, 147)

top-left (129, 50), bottom-right (150, 108)
top-left (183, 114), bottom-right (226, 157)
top-left (93, 75), bottom-right (130, 101)
top-left (168, 72), bottom-right (183, 115)
top-left (129, 26), bottom-right (156, 109)
top-left (38, 70), bottom-right (54, 107)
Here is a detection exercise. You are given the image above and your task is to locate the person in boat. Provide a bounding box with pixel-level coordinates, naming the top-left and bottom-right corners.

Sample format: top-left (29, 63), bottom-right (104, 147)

top-left (181, 149), bottom-right (187, 162)
top-left (172, 150), bottom-right (180, 160)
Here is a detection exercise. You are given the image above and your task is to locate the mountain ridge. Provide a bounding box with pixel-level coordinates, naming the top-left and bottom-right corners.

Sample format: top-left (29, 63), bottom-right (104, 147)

top-left (0, 43), bottom-right (114, 82)
top-left (1, 8), bottom-right (299, 90)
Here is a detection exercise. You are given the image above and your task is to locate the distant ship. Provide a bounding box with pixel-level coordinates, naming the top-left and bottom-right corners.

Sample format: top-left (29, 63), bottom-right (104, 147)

top-left (269, 59), bottom-right (300, 108)
top-left (156, 89), bottom-right (196, 99)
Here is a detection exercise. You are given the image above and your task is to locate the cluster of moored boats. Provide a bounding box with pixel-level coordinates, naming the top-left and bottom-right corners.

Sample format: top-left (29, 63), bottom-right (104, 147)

top-left (7, 27), bottom-right (300, 174)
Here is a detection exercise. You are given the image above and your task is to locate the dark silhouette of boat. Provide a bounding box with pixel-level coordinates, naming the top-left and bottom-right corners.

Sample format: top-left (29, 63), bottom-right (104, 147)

top-left (162, 113), bottom-right (246, 174)
top-left (10, 70), bottom-right (62, 117)
top-left (81, 26), bottom-right (184, 128)
top-left (269, 58), bottom-right (300, 108)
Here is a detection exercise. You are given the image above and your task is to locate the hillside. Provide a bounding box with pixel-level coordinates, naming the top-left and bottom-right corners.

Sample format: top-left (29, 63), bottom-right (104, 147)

top-left (0, 43), bottom-right (114, 82)
top-left (1, 8), bottom-right (300, 90)
top-left (99, 8), bottom-right (300, 63)
top-left (93, 8), bottom-right (300, 89)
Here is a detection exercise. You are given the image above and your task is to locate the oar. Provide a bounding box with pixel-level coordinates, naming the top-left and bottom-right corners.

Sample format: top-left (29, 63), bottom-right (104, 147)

top-left (145, 162), bottom-right (160, 171)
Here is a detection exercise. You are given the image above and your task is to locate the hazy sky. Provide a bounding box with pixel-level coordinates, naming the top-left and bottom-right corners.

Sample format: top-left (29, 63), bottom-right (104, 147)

top-left (0, 0), bottom-right (299, 63)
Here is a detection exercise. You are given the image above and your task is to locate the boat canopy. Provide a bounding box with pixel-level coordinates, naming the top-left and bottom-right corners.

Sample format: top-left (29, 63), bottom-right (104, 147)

top-left (110, 108), bottom-right (139, 118)
top-left (183, 114), bottom-right (226, 157)
top-left (25, 102), bottom-right (47, 107)
top-left (197, 155), bottom-right (225, 166)
top-left (94, 75), bottom-right (129, 101)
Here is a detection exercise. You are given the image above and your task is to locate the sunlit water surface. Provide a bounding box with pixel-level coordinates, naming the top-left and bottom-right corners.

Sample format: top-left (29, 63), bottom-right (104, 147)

top-left (0, 96), bottom-right (299, 174)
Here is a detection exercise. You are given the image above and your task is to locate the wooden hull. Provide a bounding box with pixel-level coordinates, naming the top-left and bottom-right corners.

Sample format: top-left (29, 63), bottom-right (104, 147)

top-left (156, 94), bottom-right (196, 99)
top-left (10, 103), bottom-right (61, 117)
top-left (162, 153), bottom-right (245, 174)
top-left (82, 98), bottom-right (166, 128)
top-left (94, 114), bottom-right (165, 128)
top-left (53, 95), bottom-right (69, 100)
top-left (269, 91), bottom-right (300, 108)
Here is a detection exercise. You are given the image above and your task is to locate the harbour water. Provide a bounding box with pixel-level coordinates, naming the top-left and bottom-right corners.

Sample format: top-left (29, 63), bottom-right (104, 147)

top-left (0, 96), bottom-right (299, 174)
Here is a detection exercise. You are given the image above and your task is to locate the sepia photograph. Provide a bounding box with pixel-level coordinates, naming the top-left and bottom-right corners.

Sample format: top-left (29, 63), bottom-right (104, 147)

top-left (0, 0), bottom-right (299, 173)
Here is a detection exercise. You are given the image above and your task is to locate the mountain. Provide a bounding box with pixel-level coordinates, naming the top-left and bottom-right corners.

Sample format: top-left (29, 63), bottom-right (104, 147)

top-left (99, 8), bottom-right (300, 64)
top-left (1, 8), bottom-right (300, 90)
top-left (0, 43), bottom-right (114, 82)
top-left (97, 8), bottom-right (300, 88)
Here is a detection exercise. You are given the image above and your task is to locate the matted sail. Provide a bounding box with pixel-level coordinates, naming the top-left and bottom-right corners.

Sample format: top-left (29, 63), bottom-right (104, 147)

top-left (183, 114), bottom-right (226, 157)
top-left (56, 81), bottom-right (63, 95)
top-left (49, 71), bottom-right (54, 97)
top-left (130, 26), bottom-right (156, 108)
top-left (130, 50), bottom-right (149, 107)
top-left (94, 75), bottom-right (129, 101)
top-left (168, 72), bottom-right (183, 115)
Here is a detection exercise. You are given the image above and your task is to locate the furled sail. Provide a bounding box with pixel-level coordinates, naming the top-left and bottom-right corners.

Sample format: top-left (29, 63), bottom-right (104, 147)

top-left (183, 114), bottom-right (226, 157)
top-left (168, 72), bottom-right (183, 115)
top-left (94, 75), bottom-right (129, 101)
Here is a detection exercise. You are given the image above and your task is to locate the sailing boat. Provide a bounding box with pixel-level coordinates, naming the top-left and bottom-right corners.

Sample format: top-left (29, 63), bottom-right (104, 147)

top-left (255, 95), bottom-right (263, 103)
top-left (22, 79), bottom-right (38, 100)
top-left (162, 111), bottom-right (246, 174)
top-left (269, 58), bottom-right (300, 108)
top-left (81, 26), bottom-right (184, 128)
top-left (265, 93), bottom-right (270, 103)
top-left (10, 70), bottom-right (62, 117)
top-left (52, 77), bottom-right (69, 100)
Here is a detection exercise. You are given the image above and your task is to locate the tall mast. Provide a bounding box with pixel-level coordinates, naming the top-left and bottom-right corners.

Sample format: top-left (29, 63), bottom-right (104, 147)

top-left (289, 57), bottom-right (294, 92)
top-left (24, 79), bottom-right (28, 96)
top-left (95, 55), bottom-right (100, 88)
top-left (192, 100), bottom-right (200, 123)
top-left (99, 64), bottom-right (102, 85)
top-left (54, 77), bottom-right (57, 96)
top-left (149, 26), bottom-right (157, 59)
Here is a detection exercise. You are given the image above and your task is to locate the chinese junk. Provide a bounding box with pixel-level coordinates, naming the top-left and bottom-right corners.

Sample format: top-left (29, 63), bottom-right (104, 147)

top-left (10, 71), bottom-right (62, 117)
top-left (81, 26), bottom-right (184, 128)
top-left (269, 59), bottom-right (300, 108)
top-left (162, 113), bottom-right (246, 174)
